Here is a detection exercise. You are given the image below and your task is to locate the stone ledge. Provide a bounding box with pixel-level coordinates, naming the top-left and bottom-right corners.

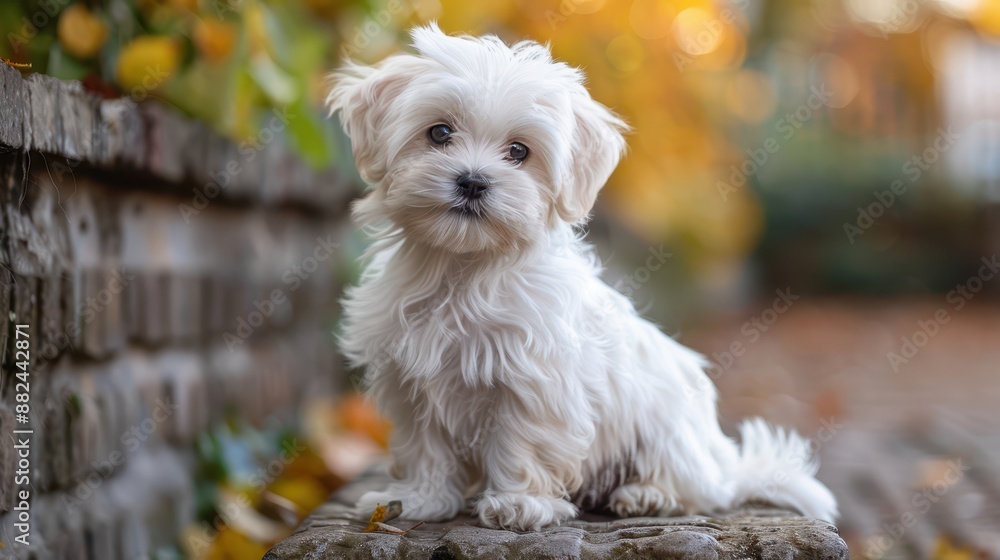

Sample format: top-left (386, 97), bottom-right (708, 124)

top-left (265, 469), bottom-right (849, 560)
top-left (0, 64), bottom-right (355, 213)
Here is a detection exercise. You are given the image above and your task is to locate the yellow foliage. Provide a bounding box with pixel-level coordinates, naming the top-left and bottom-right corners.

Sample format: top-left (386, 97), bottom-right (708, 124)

top-left (116, 36), bottom-right (180, 92)
top-left (202, 527), bottom-right (270, 560)
top-left (57, 4), bottom-right (108, 60)
top-left (972, 1), bottom-right (1000, 37)
top-left (933, 535), bottom-right (976, 560)
top-left (339, 393), bottom-right (392, 448)
top-left (245, 2), bottom-right (271, 57)
top-left (267, 476), bottom-right (328, 514)
top-left (195, 18), bottom-right (239, 62)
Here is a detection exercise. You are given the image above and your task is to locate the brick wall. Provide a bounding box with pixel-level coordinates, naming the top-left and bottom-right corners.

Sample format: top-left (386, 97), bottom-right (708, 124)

top-left (0, 64), bottom-right (354, 558)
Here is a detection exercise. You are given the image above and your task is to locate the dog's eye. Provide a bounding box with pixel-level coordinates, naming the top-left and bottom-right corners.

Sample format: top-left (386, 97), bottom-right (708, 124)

top-left (508, 142), bottom-right (528, 162)
top-left (429, 124), bottom-right (452, 145)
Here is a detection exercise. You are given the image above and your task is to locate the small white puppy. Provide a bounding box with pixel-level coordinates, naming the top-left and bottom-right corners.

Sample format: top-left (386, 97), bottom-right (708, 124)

top-left (328, 24), bottom-right (837, 531)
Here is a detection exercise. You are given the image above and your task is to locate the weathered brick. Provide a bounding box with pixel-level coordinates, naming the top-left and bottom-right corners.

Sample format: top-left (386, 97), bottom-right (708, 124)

top-left (37, 492), bottom-right (87, 560)
top-left (34, 373), bottom-right (63, 492)
top-left (64, 374), bottom-right (104, 484)
top-left (109, 356), bottom-right (142, 459)
top-left (58, 81), bottom-right (98, 163)
top-left (0, 248), bottom-right (9, 369)
top-left (79, 483), bottom-right (117, 560)
top-left (203, 275), bottom-right (227, 335)
top-left (63, 186), bottom-right (104, 358)
top-left (26, 184), bottom-right (69, 361)
top-left (98, 99), bottom-right (146, 169)
top-left (160, 350), bottom-right (206, 445)
top-left (0, 68), bottom-right (349, 558)
top-left (0, 64), bottom-right (26, 152)
top-left (141, 103), bottom-right (188, 184)
top-left (24, 74), bottom-right (63, 155)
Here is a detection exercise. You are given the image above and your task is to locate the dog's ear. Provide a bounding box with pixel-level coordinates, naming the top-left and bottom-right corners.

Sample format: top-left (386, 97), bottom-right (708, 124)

top-left (554, 92), bottom-right (629, 223)
top-left (325, 57), bottom-right (422, 184)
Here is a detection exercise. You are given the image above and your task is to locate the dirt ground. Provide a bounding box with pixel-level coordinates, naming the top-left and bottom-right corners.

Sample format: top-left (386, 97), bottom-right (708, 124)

top-left (686, 298), bottom-right (1000, 559)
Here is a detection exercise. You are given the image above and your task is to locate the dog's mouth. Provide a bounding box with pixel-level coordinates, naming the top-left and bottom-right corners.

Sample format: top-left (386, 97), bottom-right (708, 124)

top-left (449, 199), bottom-right (486, 219)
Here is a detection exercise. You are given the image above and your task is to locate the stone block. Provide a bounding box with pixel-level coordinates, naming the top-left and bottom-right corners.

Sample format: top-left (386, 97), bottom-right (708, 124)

top-left (141, 103), bottom-right (188, 184)
top-left (265, 469), bottom-right (850, 560)
top-left (0, 253), bottom-right (10, 369)
top-left (24, 74), bottom-right (62, 155)
top-left (0, 64), bottom-right (26, 152)
top-left (159, 350), bottom-right (206, 445)
top-left (36, 492), bottom-right (86, 560)
top-left (57, 81), bottom-right (97, 163)
top-left (98, 99), bottom-right (146, 169)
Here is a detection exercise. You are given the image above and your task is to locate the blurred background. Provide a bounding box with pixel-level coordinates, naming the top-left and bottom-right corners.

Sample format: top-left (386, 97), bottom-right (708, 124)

top-left (3, 0), bottom-right (1000, 558)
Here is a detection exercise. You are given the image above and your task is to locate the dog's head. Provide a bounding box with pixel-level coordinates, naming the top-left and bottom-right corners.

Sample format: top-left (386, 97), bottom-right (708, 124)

top-left (327, 24), bottom-right (627, 255)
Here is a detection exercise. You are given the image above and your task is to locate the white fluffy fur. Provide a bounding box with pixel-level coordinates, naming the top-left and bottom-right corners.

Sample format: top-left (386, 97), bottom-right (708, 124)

top-left (328, 24), bottom-right (838, 531)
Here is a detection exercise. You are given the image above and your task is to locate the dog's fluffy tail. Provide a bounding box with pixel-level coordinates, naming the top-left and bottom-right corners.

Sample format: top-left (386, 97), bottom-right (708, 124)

top-left (732, 418), bottom-right (838, 522)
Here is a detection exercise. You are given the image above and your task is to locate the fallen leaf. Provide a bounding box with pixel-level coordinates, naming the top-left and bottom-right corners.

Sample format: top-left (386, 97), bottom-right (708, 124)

top-left (371, 522), bottom-right (407, 534)
top-left (1, 58), bottom-right (31, 69)
top-left (363, 503), bottom-right (388, 532)
top-left (58, 4), bottom-right (108, 60)
top-left (363, 501), bottom-right (408, 533)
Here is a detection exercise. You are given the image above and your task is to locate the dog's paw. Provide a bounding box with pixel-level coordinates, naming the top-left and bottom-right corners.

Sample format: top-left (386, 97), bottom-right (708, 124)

top-left (609, 483), bottom-right (676, 517)
top-left (474, 491), bottom-right (577, 531)
top-left (356, 485), bottom-right (462, 522)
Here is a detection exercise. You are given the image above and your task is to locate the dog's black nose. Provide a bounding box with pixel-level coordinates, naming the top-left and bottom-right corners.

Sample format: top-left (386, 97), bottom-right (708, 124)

top-left (456, 174), bottom-right (490, 199)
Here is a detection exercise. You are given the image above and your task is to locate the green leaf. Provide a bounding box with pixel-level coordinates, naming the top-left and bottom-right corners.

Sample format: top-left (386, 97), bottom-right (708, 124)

top-left (283, 97), bottom-right (333, 168)
top-left (46, 43), bottom-right (91, 81)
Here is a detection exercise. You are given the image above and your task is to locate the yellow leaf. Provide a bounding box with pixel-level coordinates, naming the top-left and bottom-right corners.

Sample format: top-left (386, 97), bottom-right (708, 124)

top-left (58, 4), bottom-right (108, 60)
top-left (363, 503), bottom-right (388, 532)
top-left (203, 527), bottom-right (270, 560)
top-left (267, 477), bottom-right (328, 515)
top-left (340, 393), bottom-right (393, 448)
top-left (934, 535), bottom-right (976, 560)
top-left (116, 36), bottom-right (181, 93)
top-left (194, 18), bottom-right (238, 62)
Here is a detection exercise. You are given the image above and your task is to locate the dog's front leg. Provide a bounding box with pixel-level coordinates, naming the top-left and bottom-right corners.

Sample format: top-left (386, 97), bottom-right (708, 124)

top-left (356, 413), bottom-right (468, 521)
top-left (473, 390), bottom-right (590, 531)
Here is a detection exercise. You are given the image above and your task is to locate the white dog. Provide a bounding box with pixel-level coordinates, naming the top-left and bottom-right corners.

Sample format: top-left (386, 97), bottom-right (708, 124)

top-left (328, 24), bottom-right (837, 531)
